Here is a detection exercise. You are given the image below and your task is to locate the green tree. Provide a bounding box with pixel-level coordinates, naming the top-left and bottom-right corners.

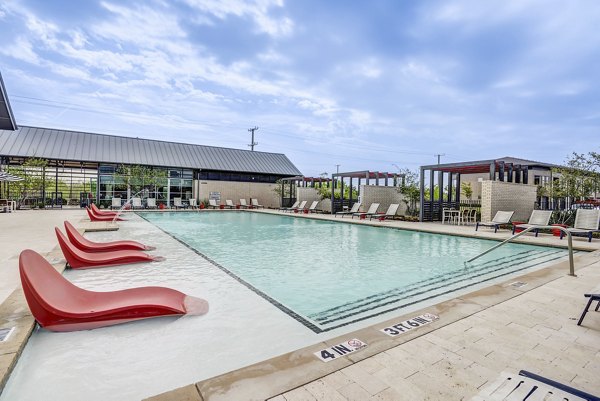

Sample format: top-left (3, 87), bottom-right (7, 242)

top-left (461, 182), bottom-right (473, 200)
top-left (539, 152), bottom-right (600, 201)
top-left (114, 164), bottom-right (167, 199)
top-left (7, 158), bottom-right (48, 207)
top-left (397, 168), bottom-right (420, 216)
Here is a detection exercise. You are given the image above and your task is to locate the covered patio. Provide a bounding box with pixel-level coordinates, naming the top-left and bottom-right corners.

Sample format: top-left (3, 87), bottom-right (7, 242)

top-left (330, 170), bottom-right (404, 214)
top-left (279, 176), bottom-right (332, 208)
top-left (419, 158), bottom-right (535, 222)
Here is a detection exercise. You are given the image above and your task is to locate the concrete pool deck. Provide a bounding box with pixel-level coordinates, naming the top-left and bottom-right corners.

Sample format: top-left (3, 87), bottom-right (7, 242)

top-left (0, 209), bottom-right (599, 400)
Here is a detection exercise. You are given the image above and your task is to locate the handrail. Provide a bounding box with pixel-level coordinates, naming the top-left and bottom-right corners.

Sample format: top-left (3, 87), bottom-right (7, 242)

top-left (466, 225), bottom-right (575, 276)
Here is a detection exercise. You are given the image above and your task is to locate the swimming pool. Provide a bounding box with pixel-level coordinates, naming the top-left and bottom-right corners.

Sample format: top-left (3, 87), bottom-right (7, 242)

top-left (140, 211), bottom-right (573, 332)
top-left (1, 212), bottom-right (577, 401)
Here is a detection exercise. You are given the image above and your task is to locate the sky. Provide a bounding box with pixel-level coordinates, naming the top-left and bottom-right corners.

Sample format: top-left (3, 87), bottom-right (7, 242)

top-left (1, 0), bottom-right (599, 177)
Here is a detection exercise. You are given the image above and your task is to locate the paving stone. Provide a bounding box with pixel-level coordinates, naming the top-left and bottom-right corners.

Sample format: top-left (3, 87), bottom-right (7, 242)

top-left (337, 382), bottom-right (374, 401)
top-left (304, 379), bottom-right (347, 401)
top-left (320, 371), bottom-right (354, 390)
top-left (340, 363), bottom-right (388, 395)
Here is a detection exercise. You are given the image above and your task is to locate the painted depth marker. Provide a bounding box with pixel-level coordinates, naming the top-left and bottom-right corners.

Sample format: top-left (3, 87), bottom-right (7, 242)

top-left (380, 313), bottom-right (439, 337)
top-left (315, 338), bottom-right (368, 362)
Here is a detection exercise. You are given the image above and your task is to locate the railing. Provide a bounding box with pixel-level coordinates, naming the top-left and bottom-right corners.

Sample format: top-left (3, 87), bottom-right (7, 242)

top-left (466, 225), bottom-right (575, 276)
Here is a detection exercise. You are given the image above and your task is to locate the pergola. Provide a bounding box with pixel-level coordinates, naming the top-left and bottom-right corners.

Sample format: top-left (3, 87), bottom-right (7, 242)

top-left (419, 158), bottom-right (548, 222)
top-left (330, 170), bottom-right (404, 214)
top-left (279, 176), bottom-right (332, 208)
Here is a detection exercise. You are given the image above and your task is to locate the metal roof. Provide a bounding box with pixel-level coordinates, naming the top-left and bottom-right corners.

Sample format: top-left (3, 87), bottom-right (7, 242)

top-left (0, 72), bottom-right (17, 131)
top-left (0, 126), bottom-right (302, 175)
top-left (421, 156), bottom-right (560, 173)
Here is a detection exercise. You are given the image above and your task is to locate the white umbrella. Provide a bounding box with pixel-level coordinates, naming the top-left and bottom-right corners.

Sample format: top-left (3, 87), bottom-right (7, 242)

top-left (0, 171), bottom-right (24, 182)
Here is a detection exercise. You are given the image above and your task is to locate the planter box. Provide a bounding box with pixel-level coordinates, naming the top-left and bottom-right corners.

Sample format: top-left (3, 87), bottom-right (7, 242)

top-left (512, 221), bottom-right (525, 233)
top-left (551, 224), bottom-right (568, 237)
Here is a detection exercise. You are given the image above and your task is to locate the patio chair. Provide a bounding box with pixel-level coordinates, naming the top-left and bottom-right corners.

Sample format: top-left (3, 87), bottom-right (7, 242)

top-left (560, 209), bottom-right (600, 242)
top-left (207, 199), bottom-right (218, 209)
top-left (352, 203), bottom-right (380, 219)
top-left (111, 197), bottom-right (122, 210)
top-left (577, 287), bottom-right (600, 326)
top-left (280, 200), bottom-right (299, 212)
top-left (64, 221), bottom-right (155, 252)
top-left (225, 199), bottom-right (235, 209)
top-left (172, 197), bottom-right (187, 210)
top-left (512, 210), bottom-right (553, 236)
top-left (335, 202), bottom-right (362, 218)
top-left (91, 203), bottom-right (120, 217)
top-left (146, 198), bottom-right (157, 209)
top-left (19, 249), bottom-right (208, 332)
top-left (131, 197), bottom-right (142, 210)
top-left (288, 200), bottom-right (307, 213)
top-left (86, 207), bottom-right (125, 222)
top-left (306, 200), bottom-right (319, 213)
top-left (251, 198), bottom-right (264, 208)
top-left (370, 203), bottom-right (400, 220)
top-left (475, 211), bottom-right (514, 233)
top-left (55, 227), bottom-right (162, 269)
top-left (239, 199), bottom-right (251, 209)
top-left (472, 370), bottom-right (600, 401)
top-left (189, 198), bottom-right (198, 209)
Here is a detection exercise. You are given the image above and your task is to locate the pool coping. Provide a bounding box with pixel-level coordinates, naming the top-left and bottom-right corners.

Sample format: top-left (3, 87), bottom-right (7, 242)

top-left (143, 210), bottom-right (600, 401)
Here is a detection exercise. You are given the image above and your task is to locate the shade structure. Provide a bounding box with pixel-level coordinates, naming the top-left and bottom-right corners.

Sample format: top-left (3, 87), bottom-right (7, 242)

top-left (0, 171), bottom-right (24, 182)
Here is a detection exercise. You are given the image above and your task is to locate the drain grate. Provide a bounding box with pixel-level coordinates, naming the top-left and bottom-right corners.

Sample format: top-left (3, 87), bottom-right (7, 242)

top-left (510, 281), bottom-right (528, 288)
top-left (0, 327), bottom-right (14, 342)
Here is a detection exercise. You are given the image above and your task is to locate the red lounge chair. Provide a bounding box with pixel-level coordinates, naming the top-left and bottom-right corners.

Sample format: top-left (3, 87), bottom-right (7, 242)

top-left (56, 227), bottom-right (163, 269)
top-left (19, 249), bottom-right (209, 332)
top-left (86, 207), bottom-right (126, 222)
top-left (64, 221), bottom-right (155, 252)
top-left (91, 203), bottom-right (121, 217)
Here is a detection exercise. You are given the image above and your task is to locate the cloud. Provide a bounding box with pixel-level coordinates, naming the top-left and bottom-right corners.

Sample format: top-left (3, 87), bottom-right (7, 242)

top-left (183, 0), bottom-right (293, 36)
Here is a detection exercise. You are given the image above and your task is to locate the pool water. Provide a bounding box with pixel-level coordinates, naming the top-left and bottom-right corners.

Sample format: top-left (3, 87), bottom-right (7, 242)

top-left (141, 211), bottom-right (574, 332)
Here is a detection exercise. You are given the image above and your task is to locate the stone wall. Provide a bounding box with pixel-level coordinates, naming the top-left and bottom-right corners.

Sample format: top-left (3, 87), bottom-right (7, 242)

top-left (480, 180), bottom-right (537, 222)
top-left (296, 187), bottom-right (329, 211)
top-left (195, 180), bottom-right (279, 208)
top-left (360, 186), bottom-right (407, 215)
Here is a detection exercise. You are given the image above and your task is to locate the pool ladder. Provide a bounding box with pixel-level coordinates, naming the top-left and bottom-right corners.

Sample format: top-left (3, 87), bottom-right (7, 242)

top-left (467, 225), bottom-right (576, 276)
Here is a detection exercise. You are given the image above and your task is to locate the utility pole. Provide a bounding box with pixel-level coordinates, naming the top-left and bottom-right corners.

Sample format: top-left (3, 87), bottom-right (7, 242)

top-left (248, 126), bottom-right (259, 151)
top-left (335, 164), bottom-right (340, 174)
top-left (434, 153), bottom-right (445, 165)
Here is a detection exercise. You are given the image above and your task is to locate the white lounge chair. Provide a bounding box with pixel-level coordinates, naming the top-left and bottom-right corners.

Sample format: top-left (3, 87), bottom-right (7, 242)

top-left (306, 200), bottom-right (319, 213)
top-left (286, 200), bottom-right (307, 213)
top-left (370, 203), bottom-right (400, 220)
top-left (352, 203), bottom-right (380, 219)
top-left (560, 209), bottom-right (600, 242)
top-left (111, 197), bottom-right (122, 210)
top-left (131, 197), bottom-right (142, 210)
top-left (335, 202), bottom-right (362, 218)
top-left (225, 199), bottom-right (235, 209)
top-left (512, 210), bottom-right (553, 236)
top-left (475, 211), bottom-right (514, 233)
top-left (146, 198), bottom-right (157, 209)
top-left (189, 199), bottom-right (198, 209)
top-left (239, 199), bottom-right (250, 209)
top-left (251, 199), bottom-right (264, 208)
top-left (208, 199), bottom-right (219, 209)
top-left (280, 200), bottom-right (299, 211)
